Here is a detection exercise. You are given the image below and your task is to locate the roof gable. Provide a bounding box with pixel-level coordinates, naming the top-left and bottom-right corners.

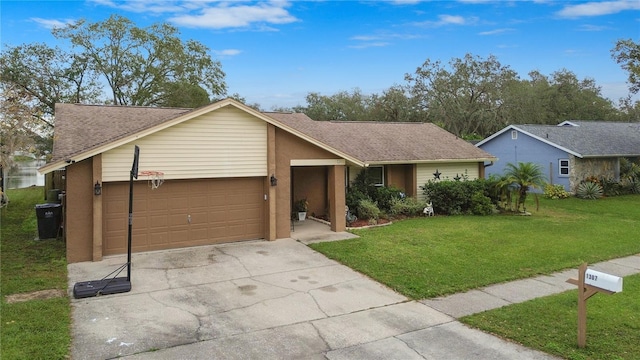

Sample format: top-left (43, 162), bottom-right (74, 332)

top-left (478, 121), bottom-right (640, 158)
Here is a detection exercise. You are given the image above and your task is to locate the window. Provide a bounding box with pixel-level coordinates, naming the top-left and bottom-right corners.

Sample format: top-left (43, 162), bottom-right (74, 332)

top-left (511, 130), bottom-right (517, 139)
top-left (368, 166), bottom-right (384, 187)
top-left (559, 159), bottom-right (569, 177)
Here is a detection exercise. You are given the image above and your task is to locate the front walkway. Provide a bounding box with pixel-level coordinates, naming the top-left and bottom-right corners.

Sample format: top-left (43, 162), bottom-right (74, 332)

top-left (290, 217), bottom-right (359, 244)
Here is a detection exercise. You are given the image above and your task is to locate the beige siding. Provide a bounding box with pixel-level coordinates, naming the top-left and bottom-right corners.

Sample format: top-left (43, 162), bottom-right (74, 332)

top-left (102, 107), bottom-right (267, 182)
top-left (416, 163), bottom-right (479, 199)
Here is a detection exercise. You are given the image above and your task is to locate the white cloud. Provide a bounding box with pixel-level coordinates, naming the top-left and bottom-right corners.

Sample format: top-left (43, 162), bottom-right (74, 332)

top-left (169, 2), bottom-right (299, 29)
top-left (89, 0), bottom-right (298, 30)
top-left (413, 14), bottom-right (477, 27)
top-left (439, 14), bottom-right (466, 25)
top-left (577, 24), bottom-right (610, 31)
top-left (478, 28), bottom-right (515, 36)
top-left (30, 18), bottom-right (75, 29)
top-left (389, 0), bottom-right (423, 4)
top-left (89, 0), bottom-right (186, 14)
top-left (556, 0), bottom-right (640, 18)
top-left (348, 42), bottom-right (391, 49)
top-left (214, 49), bottom-right (242, 57)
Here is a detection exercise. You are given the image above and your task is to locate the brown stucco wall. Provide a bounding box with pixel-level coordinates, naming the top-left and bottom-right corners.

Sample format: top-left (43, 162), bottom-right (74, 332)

top-left (386, 164), bottom-right (417, 197)
top-left (293, 167), bottom-right (327, 217)
top-left (65, 159), bottom-right (94, 263)
top-left (275, 128), bottom-right (342, 238)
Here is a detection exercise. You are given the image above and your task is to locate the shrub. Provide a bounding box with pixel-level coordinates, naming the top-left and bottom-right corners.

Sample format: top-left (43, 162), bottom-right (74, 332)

top-left (600, 177), bottom-right (624, 197)
top-left (374, 186), bottom-right (403, 212)
top-left (357, 199), bottom-right (381, 220)
top-left (543, 184), bottom-right (570, 199)
top-left (470, 191), bottom-right (495, 215)
top-left (624, 179), bottom-right (640, 194)
top-left (389, 197), bottom-right (428, 217)
top-left (346, 188), bottom-right (369, 214)
top-left (576, 181), bottom-right (603, 200)
top-left (421, 179), bottom-right (490, 215)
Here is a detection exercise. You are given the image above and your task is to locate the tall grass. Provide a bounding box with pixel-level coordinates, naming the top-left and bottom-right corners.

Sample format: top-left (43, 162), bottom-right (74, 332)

top-left (1, 187), bottom-right (70, 359)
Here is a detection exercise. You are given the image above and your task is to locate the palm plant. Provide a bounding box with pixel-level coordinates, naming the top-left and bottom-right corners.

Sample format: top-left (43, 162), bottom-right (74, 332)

top-left (503, 162), bottom-right (547, 213)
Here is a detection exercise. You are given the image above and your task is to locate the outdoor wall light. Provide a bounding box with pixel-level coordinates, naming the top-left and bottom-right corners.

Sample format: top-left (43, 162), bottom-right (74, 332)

top-left (270, 174), bottom-right (278, 186)
top-left (94, 181), bottom-right (102, 195)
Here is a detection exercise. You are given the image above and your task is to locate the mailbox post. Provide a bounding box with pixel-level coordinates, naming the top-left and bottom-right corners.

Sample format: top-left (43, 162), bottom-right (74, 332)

top-left (566, 263), bottom-right (623, 348)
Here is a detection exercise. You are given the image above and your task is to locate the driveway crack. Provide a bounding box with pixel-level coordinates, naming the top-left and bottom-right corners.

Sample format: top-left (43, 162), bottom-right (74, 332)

top-left (217, 248), bottom-right (253, 277)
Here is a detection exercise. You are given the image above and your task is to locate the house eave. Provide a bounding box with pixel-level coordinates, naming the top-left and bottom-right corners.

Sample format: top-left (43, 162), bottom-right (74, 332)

top-left (580, 154), bottom-right (640, 159)
top-left (39, 98), bottom-right (367, 174)
top-left (363, 157), bottom-right (497, 166)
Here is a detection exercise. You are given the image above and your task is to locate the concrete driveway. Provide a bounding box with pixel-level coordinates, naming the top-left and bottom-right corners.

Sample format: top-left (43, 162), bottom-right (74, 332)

top-left (68, 222), bottom-right (556, 359)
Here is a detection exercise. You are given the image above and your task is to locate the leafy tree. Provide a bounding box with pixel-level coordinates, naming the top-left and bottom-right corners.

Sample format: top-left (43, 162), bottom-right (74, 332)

top-left (546, 69), bottom-right (615, 120)
top-left (0, 83), bottom-right (53, 169)
top-left (503, 162), bottom-right (547, 213)
top-left (158, 82), bottom-right (211, 108)
top-left (370, 85), bottom-right (421, 122)
top-left (0, 43), bottom-right (101, 121)
top-left (52, 14), bottom-right (226, 106)
top-left (612, 38), bottom-right (640, 94)
top-left (301, 89), bottom-right (374, 121)
top-left (405, 53), bottom-right (519, 138)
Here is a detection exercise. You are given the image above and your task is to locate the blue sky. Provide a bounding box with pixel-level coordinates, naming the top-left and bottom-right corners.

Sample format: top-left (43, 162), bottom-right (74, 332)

top-left (1, 0), bottom-right (639, 109)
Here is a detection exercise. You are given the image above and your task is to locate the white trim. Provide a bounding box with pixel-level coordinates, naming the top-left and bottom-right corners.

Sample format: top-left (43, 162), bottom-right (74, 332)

top-left (290, 159), bottom-right (346, 166)
top-left (558, 158), bottom-right (570, 177)
top-left (364, 158), bottom-right (494, 166)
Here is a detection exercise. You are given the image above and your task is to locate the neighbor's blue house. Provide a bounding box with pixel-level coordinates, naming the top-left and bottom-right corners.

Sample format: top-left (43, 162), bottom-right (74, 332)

top-left (476, 121), bottom-right (640, 192)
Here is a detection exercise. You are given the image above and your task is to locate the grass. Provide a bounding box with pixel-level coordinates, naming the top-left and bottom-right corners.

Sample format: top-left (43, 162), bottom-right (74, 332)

top-left (461, 274), bottom-right (640, 360)
top-left (1, 187), bottom-right (70, 359)
top-left (309, 195), bottom-right (640, 299)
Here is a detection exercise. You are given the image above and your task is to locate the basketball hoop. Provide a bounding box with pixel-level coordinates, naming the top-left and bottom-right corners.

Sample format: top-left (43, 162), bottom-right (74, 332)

top-left (138, 171), bottom-right (164, 189)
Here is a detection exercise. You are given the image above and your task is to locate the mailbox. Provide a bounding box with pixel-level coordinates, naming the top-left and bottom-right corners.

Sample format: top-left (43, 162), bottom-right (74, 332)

top-left (584, 268), bottom-right (623, 293)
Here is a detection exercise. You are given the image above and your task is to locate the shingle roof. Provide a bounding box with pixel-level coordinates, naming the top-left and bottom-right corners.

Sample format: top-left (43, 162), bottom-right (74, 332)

top-left (51, 103), bottom-right (191, 163)
top-left (45, 100), bottom-right (495, 172)
top-left (515, 121), bottom-right (640, 157)
top-left (266, 112), bottom-right (494, 164)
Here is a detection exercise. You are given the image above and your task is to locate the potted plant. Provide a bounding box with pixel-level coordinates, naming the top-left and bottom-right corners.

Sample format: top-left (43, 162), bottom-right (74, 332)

top-left (294, 198), bottom-right (308, 221)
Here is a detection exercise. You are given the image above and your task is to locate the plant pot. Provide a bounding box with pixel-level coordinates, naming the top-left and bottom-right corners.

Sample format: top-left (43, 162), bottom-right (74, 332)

top-left (298, 212), bottom-right (307, 221)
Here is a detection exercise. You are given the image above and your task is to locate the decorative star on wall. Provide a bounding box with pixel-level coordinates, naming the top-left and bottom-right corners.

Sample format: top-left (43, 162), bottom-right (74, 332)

top-left (433, 170), bottom-right (441, 180)
top-left (454, 174), bottom-right (461, 181)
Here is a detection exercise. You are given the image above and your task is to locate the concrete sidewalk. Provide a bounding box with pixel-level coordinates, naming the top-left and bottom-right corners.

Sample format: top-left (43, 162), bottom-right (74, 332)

top-left (422, 254), bottom-right (640, 318)
top-left (67, 220), bottom-right (640, 359)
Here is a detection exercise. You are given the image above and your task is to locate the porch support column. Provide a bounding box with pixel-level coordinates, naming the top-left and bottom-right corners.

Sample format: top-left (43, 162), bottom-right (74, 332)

top-left (92, 154), bottom-right (103, 261)
top-left (328, 165), bottom-right (346, 232)
top-left (408, 164), bottom-right (417, 198)
top-left (266, 124), bottom-right (277, 240)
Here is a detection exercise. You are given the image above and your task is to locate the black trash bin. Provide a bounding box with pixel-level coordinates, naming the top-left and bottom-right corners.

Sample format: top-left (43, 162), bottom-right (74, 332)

top-left (35, 203), bottom-right (62, 239)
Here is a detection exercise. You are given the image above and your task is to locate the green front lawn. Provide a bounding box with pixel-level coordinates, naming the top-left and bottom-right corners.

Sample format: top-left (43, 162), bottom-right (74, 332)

top-left (309, 195), bottom-right (640, 299)
top-left (1, 187), bottom-right (70, 359)
top-left (462, 274), bottom-right (640, 360)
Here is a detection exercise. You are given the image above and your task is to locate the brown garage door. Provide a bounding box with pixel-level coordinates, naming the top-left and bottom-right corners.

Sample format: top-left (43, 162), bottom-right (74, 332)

top-left (103, 178), bottom-right (264, 256)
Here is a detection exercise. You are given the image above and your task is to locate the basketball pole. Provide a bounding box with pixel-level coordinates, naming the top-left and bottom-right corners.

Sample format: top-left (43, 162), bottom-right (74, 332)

top-left (128, 145), bottom-right (140, 282)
